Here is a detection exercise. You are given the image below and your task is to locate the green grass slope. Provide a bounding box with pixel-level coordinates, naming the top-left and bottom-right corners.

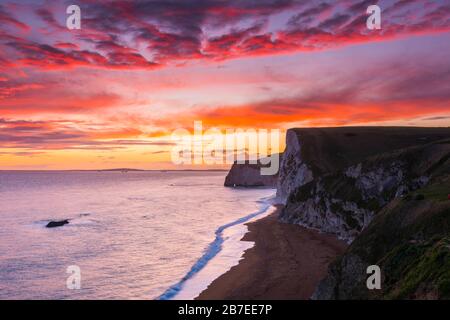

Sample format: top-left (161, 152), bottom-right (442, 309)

top-left (313, 172), bottom-right (450, 299)
top-left (291, 127), bottom-right (450, 176)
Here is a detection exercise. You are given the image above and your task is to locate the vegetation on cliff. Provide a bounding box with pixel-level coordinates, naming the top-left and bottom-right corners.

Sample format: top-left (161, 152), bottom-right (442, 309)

top-left (313, 173), bottom-right (450, 299)
top-left (281, 139), bottom-right (450, 241)
top-left (273, 127), bottom-right (450, 299)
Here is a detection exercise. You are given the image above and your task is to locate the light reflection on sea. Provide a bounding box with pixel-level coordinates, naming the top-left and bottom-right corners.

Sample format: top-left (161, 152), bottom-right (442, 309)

top-left (0, 171), bottom-right (274, 299)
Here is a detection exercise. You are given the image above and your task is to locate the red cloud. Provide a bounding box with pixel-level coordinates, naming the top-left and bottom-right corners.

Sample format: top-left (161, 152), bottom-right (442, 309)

top-left (0, 118), bottom-right (169, 151)
top-left (165, 98), bottom-right (450, 129)
top-left (0, 4), bottom-right (29, 31)
top-left (3, 36), bottom-right (159, 70)
top-left (1, 0), bottom-right (449, 71)
top-left (54, 42), bottom-right (80, 50)
top-left (0, 88), bottom-right (124, 115)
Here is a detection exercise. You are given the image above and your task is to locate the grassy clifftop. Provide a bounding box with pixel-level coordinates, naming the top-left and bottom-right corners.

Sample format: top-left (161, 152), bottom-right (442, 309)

top-left (291, 127), bottom-right (450, 176)
top-left (313, 170), bottom-right (450, 299)
top-left (276, 126), bottom-right (450, 203)
top-left (274, 126), bottom-right (450, 299)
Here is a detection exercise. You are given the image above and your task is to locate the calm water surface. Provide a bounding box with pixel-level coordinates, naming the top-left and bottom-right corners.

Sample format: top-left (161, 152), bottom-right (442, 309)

top-left (0, 171), bottom-right (274, 299)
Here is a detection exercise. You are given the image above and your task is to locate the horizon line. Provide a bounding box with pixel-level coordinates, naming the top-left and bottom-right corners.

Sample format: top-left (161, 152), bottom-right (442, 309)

top-left (0, 168), bottom-right (230, 172)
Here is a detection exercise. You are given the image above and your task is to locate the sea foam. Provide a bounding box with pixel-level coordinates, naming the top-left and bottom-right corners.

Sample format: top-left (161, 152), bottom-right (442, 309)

top-left (158, 194), bottom-right (275, 300)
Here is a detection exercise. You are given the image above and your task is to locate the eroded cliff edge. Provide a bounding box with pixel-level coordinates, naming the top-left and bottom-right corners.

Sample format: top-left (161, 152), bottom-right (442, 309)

top-left (277, 127), bottom-right (450, 203)
top-left (276, 127), bottom-right (450, 299)
top-left (312, 171), bottom-right (450, 299)
top-left (224, 127), bottom-right (450, 299)
top-left (281, 141), bottom-right (449, 242)
top-left (224, 154), bottom-right (282, 187)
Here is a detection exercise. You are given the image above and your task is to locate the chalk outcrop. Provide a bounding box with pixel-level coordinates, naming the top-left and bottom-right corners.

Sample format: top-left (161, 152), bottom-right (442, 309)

top-left (313, 170), bottom-right (450, 299)
top-left (224, 126), bottom-right (450, 299)
top-left (280, 141), bottom-right (449, 242)
top-left (276, 127), bottom-right (450, 204)
top-left (273, 127), bottom-right (450, 300)
top-left (224, 154), bottom-right (282, 187)
top-left (276, 130), bottom-right (313, 202)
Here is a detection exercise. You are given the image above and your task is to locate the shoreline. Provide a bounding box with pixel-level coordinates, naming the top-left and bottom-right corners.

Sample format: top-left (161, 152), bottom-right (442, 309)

top-left (159, 194), bottom-right (276, 300)
top-left (196, 207), bottom-right (348, 300)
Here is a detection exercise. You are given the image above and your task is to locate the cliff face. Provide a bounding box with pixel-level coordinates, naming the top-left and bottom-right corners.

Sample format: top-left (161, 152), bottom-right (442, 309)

top-left (313, 171), bottom-right (450, 300)
top-left (280, 142), bottom-right (449, 242)
top-left (274, 126), bottom-right (450, 300)
top-left (223, 126), bottom-right (450, 299)
top-left (276, 130), bottom-right (313, 202)
top-left (276, 127), bottom-right (450, 203)
top-left (224, 154), bottom-right (282, 187)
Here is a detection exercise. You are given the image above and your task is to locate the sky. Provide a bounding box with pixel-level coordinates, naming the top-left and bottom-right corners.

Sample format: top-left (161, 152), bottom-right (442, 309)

top-left (0, 0), bottom-right (449, 170)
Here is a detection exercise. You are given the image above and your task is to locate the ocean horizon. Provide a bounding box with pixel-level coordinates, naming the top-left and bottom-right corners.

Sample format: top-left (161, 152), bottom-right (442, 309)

top-left (0, 170), bottom-right (275, 299)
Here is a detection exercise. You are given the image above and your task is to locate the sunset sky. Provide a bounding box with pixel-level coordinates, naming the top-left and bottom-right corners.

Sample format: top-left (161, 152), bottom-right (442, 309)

top-left (0, 0), bottom-right (449, 170)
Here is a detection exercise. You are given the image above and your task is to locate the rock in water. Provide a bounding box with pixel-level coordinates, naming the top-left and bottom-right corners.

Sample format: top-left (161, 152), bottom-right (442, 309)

top-left (46, 220), bottom-right (69, 228)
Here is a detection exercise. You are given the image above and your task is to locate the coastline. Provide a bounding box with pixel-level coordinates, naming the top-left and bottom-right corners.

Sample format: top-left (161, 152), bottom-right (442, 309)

top-left (159, 193), bottom-right (276, 300)
top-left (196, 207), bottom-right (348, 300)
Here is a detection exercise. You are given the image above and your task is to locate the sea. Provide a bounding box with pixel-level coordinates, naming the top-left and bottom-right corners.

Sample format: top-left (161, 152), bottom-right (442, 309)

top-left (0, 171), bottom-right (276, 300)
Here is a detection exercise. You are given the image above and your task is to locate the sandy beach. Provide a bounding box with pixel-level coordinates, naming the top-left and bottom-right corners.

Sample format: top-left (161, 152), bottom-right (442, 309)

top-left (196, 207), bottom-right (347, 300)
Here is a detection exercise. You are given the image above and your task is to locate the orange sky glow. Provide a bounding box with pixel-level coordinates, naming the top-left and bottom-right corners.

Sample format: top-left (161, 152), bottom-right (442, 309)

top-left (0, 0), bottom-right (449, 170)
